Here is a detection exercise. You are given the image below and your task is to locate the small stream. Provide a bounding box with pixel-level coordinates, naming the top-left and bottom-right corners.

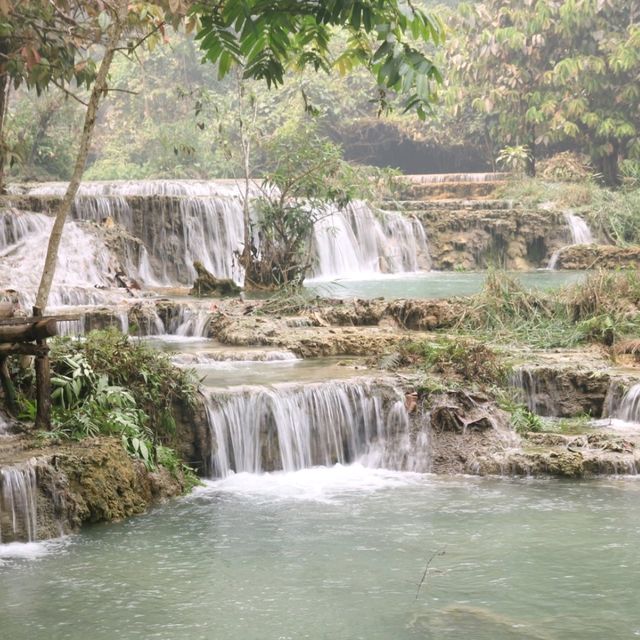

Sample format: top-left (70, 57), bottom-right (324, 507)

top-left (1, 472), bottom-right (639, 639)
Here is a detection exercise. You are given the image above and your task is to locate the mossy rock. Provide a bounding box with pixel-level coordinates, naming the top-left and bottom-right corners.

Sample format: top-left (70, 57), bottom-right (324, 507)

top-left (189, 261), bottom-right (242, 297)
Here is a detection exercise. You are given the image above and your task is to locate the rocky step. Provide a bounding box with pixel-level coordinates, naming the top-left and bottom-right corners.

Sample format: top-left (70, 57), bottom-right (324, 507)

top-left (395, 181), bottom-right (505, 200)
top-left (551, 244), bottom-right (640, 270)
top-left (379, 198), bottom-right (518, 211)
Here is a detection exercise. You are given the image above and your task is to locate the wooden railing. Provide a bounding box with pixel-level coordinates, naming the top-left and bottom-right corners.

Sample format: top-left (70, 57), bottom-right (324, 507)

top-left (0, 306), bottom-right (80, 428)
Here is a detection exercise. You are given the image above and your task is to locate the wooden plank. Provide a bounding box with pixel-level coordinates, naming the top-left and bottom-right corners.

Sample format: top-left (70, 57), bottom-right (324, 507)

top-left (0, 314), bottom-right (81, 327)
top-left (0, 343), bottom-right (41, 356)
top-left (0, 319), bottom-right (58, 343)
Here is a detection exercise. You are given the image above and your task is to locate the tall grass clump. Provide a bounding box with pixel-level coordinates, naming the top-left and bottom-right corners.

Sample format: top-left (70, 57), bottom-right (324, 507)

top-left (583, 187), bottom-right (640, 246)
top-left (456, 270), bottom-right (571, 348)
top-left (458, 270), bottom-right (640, 349)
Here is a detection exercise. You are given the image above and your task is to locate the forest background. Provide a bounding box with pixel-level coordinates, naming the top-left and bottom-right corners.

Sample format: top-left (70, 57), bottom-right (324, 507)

top-left (4, 0), bottom-right (639, 187)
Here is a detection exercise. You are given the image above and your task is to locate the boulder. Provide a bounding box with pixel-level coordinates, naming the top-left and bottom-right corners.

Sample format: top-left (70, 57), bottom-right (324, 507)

top-left (189, 261), bottom-right (242, 297)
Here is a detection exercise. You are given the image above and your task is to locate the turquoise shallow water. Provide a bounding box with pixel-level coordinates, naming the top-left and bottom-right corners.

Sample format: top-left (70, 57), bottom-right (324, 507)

top-left (304, 270), bottom-right (586, 300)
top-left (1, 469), bottom-right (639, 640)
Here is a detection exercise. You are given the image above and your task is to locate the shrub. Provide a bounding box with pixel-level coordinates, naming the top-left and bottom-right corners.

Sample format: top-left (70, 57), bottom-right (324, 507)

top-left (538, 152), bottom-right (594, 183)
top-left (51, 329), bottom-right (199, 442)
top-left (45, 330), bottom-right (201, 474)
top-left (396, 337), bottom-right (507, 386)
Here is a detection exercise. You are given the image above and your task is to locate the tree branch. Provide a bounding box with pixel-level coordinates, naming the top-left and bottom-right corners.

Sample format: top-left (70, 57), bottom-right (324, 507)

top-left (50, 79), bottom-right (89, 107)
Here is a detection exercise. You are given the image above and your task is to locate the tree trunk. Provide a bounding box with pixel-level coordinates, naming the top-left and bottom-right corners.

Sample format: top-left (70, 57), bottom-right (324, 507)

top-left (0, 72), bottom-right (10, 194)
top-left (0, 356), bottom-right (18, 416)
top-left (34, 1), bottom-right (128, 312)
top-left (598, 141), bottom-right (620, 187)
top-left (237, 75), bottom-right (256, 274)
top-left (525, 126), bottom-right (536, 177)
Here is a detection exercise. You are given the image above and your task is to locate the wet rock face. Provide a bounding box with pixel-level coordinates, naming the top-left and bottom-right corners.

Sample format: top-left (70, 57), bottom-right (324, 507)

top-left (315, 298), bottom-right (462, 331)
top-left (511, 366), bottom-right (611, 418)
top-left (173, 396), bottom-right (213, 476)
top-left (416, 390), bottom-right (515, 475)
top-left (413, 203), bottom-right (568, 271)
top-left (0, 439), bottom-right (186, 542)
top-left (553, 244), bottom-right (640, 270)
top-left (488, 432), bottom-right (640, 478)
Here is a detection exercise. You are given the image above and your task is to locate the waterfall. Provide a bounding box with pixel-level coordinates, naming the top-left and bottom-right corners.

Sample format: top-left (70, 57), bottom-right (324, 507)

top-left (17, 181), bottom-right (430, 286)
top-left (23, 180), bottom-right (251, 287)
top-left (310, 201), bottom-right (431, 278)
top-left (0, 210), bottom-right (127, 308)
top-left (404, 172), bottom-right (507, 183)
top-left (565, 213), bottom-right (594, 245)
top-left (548, 212), bottom-right (594, 269)
top-left (0, 465), bottom-right (38, 543)
top-left (171, 350), bottom-right (300, 366)
top-left (151, 303), bottom-right (213, 337)
top-left (0, 411), bottom-right (10, 435)
top-left (509, 367), bottom-right (558, 416)
top-left (614, 384), bottom-right (640, 423)
top-left (205, 379), bottom-right (424, 477)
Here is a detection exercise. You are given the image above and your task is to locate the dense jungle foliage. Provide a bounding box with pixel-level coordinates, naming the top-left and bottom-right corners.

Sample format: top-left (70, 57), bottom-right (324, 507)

top-left (4, 0), bottom-right (639, 185)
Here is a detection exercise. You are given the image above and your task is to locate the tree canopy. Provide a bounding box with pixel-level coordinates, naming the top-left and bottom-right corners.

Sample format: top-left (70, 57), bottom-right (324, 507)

top-left (192, 0), bottom-right (444, 119)
top-left (448, 0), bottom-right (640, 183)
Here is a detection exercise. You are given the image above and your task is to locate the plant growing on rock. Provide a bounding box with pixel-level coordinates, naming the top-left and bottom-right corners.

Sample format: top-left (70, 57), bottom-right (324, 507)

top-left (393, 337), bottom-right (507, 386)
top-left (244, 120), bottom-right (381, 288)
top-left (50, 330), bottom-right (199, 445)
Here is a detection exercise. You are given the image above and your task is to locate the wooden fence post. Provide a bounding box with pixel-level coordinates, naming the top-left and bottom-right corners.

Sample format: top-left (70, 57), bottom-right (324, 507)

top-left (32, 306), bottom-right (51, 430)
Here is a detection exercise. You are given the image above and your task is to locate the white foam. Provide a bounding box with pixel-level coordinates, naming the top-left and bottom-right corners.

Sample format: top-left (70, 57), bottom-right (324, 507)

top-left (592, 418), bottom-right (640, 433)
top-left (0, 538), bottom-right (66, 563)
top-left (199, 463), bottom-right (425, 504)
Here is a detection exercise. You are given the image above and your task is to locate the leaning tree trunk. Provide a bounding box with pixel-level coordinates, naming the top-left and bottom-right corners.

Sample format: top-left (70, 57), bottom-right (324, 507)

top-left (34, 2), bottom-right (128, 313)
top-left (0, 72), bottom-right (10, 194)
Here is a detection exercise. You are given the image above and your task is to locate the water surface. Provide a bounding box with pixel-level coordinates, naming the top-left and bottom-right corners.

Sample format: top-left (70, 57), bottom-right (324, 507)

top-left (305, 270), bottom-right (585, 300)
top-left (1, 469), bottom-right (639, 640)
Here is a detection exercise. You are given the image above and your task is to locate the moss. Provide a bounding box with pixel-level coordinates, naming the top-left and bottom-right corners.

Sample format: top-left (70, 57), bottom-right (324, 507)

top-left (190, 261), bottom-right (242, 297)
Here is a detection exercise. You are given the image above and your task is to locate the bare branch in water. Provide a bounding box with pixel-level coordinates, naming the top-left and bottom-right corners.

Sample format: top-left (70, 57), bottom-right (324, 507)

top-left (415, 547), bottom-right (446, 600)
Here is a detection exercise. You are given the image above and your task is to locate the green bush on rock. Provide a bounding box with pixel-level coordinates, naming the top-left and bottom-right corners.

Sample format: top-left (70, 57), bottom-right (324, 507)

top-left (33, 330), bottom-right (201, 483)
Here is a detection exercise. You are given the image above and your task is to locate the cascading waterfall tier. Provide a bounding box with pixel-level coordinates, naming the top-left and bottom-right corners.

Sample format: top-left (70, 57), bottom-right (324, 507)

top-left (613, 384), bottom-right (640, 423)
top-left (0, 464), bottom-right (38, 543)
top-left (14, 180), bottom-right (431, 288)
top-left (311, 201), bottom-right (431, 278)
top-left (0, 209), bottom-right (127, 308)
top-left (205, 379), bottom-right (423, 477)
top-left (171, 350), bottom-right (299, 366)
top-left (18, 180), bottom-right (250, 287)
top-left (548, 212), bottom-right (594, 269)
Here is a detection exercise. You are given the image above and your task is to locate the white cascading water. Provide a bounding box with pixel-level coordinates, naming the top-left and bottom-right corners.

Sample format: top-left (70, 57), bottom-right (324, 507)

top-left (311, 201), bottom-right (431, 278)
top-left (16, 181), bottom-right (431, 287)
top-left (20, 180), bottom-right (249, 286)
top-left (0, 210), bottom-right (127, 309)
top-left (0, 465), bottom-right (38, 543)
top-left (171, 350), bottom-right (299, 366)
top-left (0, 411), bottom-right (9, 435)
top-left (613, 384), bottom-right (640, 423)
top-left (509, 366), bottom-right (565, 416)
top-left (405, 172), bottom-right (507, 183)
top-left (548, 212), bottom-right (594, 269)
top-left (205, 379), bottom-right (423, 477)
